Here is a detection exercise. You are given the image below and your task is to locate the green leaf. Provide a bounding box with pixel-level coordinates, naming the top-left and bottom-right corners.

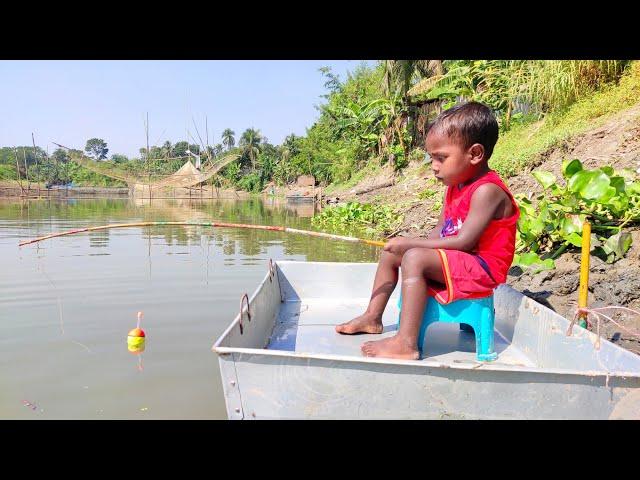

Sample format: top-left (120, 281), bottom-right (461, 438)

top-left (609, 176), bottom-right (626, 194)
top-left (560, 214), bottom-right (584, 236)
top-left (562, 159), bottom-right (583, 178)
top-left (513, 252), bottom-right (555, 272)
top-left (564, 232), bottom-right (583, 247)
top-left (582, 171), bottom-right (612, 200)
top-left (528, 216), bottom-right (547, 236)
top-left (601, 166), bottom-right (614, 176)
top-left (606, 196), bottom-right (629, 215)
top-left (627, 181), bottom-right (640, 195)
top-left (532, 170), bottom-right (557, 190)
top-left (568, 170), bottom-right (595, 194)
top-left (602, 231), bottom-right (633, 261)
top-left (569, 170), bottom-right (612, 200)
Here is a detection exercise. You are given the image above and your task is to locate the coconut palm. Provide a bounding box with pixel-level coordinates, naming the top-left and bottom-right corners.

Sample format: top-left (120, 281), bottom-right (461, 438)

top-left (383, 60), bottom-right (444, 98)
top-left (239, 128), bottom-right (263, 171)
top-left (221, 129), bottom-right (235, 151)
top-left (161, 141), bottom-right (172, 158)
top-left (381, 60), bottom-right (445, 155)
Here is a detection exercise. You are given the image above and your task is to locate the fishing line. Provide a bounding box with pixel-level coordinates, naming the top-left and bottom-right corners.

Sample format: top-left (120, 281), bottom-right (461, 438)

top-left (37, 261), bottom-right (92, 353)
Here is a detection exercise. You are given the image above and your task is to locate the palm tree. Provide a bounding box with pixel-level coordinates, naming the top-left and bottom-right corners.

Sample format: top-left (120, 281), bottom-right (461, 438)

top-left (161, 141), bottom-right (172, 159)
top-left (382, 60), bottom-right (445, 154)
top-left (239, 128), bottom-right (263, 171)
top-left (221, 129), bottom-right (235, 151)
top-left (383, 60), bottom-right (444, 98)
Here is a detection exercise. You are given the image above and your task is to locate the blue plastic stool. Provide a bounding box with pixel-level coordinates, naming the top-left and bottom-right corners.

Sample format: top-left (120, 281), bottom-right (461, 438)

top-left (397, 294), bottom-right (497, 362)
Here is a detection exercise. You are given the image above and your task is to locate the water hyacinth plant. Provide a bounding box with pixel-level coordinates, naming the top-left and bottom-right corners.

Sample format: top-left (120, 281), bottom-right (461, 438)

top-left (312, 201), bottom-right (403, 238)
top-left (513, 159), bottom-right (640, 272)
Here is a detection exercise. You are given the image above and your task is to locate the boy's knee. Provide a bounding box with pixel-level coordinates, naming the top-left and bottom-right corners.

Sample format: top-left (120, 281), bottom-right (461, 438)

top-left (381, 249), bottom-right (402, 264)
top-left (401, 248), bottom-right (435, 268)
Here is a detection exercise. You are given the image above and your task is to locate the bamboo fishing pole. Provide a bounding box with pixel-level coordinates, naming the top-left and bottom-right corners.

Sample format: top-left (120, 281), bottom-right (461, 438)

top-left (18, 221), bottom-right (387, 248)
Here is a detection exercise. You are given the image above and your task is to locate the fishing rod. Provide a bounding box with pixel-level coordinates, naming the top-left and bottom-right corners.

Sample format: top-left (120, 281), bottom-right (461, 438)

top-left (18, 221), bottom-right (387, 248)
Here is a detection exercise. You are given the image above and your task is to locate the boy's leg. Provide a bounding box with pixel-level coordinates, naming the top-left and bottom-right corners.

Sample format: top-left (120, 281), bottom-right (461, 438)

top-left (335, 250), bottom-right (403, 334)
top-left (361, 248), bottom-right (445, 359)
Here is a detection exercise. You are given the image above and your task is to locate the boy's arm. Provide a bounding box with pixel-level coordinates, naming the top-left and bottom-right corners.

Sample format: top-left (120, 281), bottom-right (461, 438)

top-left (385, 184), bottom-right (506, 255)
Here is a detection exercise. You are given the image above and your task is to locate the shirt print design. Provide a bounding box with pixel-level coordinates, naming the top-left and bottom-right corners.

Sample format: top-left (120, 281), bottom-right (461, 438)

top-left (440, 217), bottom-right (463, 238)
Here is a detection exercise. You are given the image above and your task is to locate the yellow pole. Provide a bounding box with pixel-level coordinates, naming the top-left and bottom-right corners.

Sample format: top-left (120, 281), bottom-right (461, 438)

top-left (578, 221), bottom-right (591, 328)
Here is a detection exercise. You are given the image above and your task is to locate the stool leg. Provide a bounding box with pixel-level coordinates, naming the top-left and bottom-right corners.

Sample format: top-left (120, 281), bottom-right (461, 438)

top-left (476, 308), bottom-right (497, 362)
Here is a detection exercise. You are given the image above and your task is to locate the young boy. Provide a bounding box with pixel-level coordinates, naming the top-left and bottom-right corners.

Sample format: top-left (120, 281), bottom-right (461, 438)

top-left (335, 101), bottom-right (520, 360)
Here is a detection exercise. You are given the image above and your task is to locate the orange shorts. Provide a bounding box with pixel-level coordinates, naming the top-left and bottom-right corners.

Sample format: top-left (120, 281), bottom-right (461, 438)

top-left (427, 249), bottom-right (498, 305)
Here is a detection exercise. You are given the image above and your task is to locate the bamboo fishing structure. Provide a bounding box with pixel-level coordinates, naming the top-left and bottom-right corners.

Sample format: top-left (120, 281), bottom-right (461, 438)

top-left (51, 142), bottom-right (240, 193)
top-left (18, 221), bottom-right (387, 248)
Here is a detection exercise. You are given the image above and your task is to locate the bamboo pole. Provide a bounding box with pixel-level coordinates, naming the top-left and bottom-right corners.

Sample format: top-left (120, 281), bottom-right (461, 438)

top-left (577, 221), bottom-right (591, 328)
top-left (22, 147), bottom-right (31, 192)
top-left (33, 133), bottom-right (40, 197)
top-left (146, 113), bottom-right (151, 201)
top-left (14, 147), bottom-right (25, 195)
top-left (18, 221), bottom-right (387, 248)
top-left (31, 133), bottom-right (39, 168)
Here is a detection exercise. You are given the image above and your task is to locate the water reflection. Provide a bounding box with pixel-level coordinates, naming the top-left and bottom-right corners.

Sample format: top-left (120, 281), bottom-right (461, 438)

top-left (2, 197), bottom-right (378, 262)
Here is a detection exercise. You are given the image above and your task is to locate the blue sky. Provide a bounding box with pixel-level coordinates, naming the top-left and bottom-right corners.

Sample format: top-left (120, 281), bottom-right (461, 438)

top-left (1, 60), bottom-right (373, 157)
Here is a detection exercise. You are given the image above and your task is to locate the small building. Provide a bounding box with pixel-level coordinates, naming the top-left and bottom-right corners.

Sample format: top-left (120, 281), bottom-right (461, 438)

top-left (296, 175), bottom-right (315, 187)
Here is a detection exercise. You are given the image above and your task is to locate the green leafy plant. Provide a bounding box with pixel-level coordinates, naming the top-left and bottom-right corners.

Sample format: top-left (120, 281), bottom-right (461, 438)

top-left (418, 187), bottom-right (439, 200)
top-left (513, 159), bottom-right (640, 271)
top-left (236, 172), bottom-right (263, 193)
top-left (312, 201), bottom-right (403, 238)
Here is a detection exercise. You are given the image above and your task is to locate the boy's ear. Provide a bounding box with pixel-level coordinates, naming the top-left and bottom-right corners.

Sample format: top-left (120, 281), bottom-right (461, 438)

top-left (468, 143), bottom-right (485, 165)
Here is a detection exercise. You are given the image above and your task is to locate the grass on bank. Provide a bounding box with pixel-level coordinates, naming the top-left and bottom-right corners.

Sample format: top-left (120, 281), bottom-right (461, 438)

top-left (491, 62), bottom-right (640, 178)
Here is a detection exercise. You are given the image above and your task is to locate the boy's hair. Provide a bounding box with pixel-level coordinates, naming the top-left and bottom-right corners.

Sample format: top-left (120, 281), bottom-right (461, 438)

top-left (426, 101), bottom-right (499, 161)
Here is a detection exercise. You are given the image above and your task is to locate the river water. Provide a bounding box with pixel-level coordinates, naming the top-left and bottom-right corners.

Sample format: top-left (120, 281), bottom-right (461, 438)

top-left (1, 197), bottom-right (379, 419)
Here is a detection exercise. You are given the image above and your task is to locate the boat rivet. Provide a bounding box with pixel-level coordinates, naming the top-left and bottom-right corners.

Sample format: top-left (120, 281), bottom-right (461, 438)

top-left (230, 380), bottom-right (236, 386)
top-left (235, 408), bottom-right (241, 413)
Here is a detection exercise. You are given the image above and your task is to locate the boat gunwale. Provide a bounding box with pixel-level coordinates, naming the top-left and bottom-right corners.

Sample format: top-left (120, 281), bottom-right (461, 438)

top-left (212, 345), bottom-right (640, 379)
top-left (211, 260), bottom-right (640, 380)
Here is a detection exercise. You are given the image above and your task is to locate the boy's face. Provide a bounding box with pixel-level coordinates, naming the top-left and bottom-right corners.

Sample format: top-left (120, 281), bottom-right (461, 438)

top-left (425, 130), bottom-right (481, 186)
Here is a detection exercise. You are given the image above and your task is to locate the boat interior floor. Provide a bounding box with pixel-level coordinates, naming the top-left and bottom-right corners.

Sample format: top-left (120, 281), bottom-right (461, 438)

top-left (266, 299), bottom-right (536, 367)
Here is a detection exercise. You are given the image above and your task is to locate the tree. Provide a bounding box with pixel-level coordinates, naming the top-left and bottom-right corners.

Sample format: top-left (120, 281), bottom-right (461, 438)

top-left (221, 128), bottom-right (235, 151)
top-left (111, 154), bottom-right (129, 163)
top-left (161, 141), bottom-right (172, 158)
top-left (239, 128), bottom-right (263, 171)
top-left (383, 60), bottom-right (444, 98)
top-left (319, 66), bottom-right (342, 96)
top-left (85, 138), bottom-right (109, 160)
top-left (52, 148), bottom-right (70, 164)
top-left (172, 141), bottom-right (189, 158)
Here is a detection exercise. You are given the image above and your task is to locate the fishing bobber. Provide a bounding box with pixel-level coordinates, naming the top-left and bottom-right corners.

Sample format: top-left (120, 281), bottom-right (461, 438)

top-left (127, 311), bottom-right (146, 353)
top-left (127, 340), bottom-right (145, 354)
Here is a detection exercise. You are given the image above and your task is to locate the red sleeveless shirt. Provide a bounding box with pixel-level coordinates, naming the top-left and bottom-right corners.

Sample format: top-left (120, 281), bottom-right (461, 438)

top-left (440, 170), bottom-right (520, 284)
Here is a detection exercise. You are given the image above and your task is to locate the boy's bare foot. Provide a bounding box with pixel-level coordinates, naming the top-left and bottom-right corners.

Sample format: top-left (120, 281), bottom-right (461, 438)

top-left (335, 313), bottom-right (383, 335)
top-left (361, 335), bottom-right (420, 360)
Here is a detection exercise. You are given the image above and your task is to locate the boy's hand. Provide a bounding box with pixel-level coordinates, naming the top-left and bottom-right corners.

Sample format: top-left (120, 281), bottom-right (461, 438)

top-left (383, 237), bottom-right (413, 255)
